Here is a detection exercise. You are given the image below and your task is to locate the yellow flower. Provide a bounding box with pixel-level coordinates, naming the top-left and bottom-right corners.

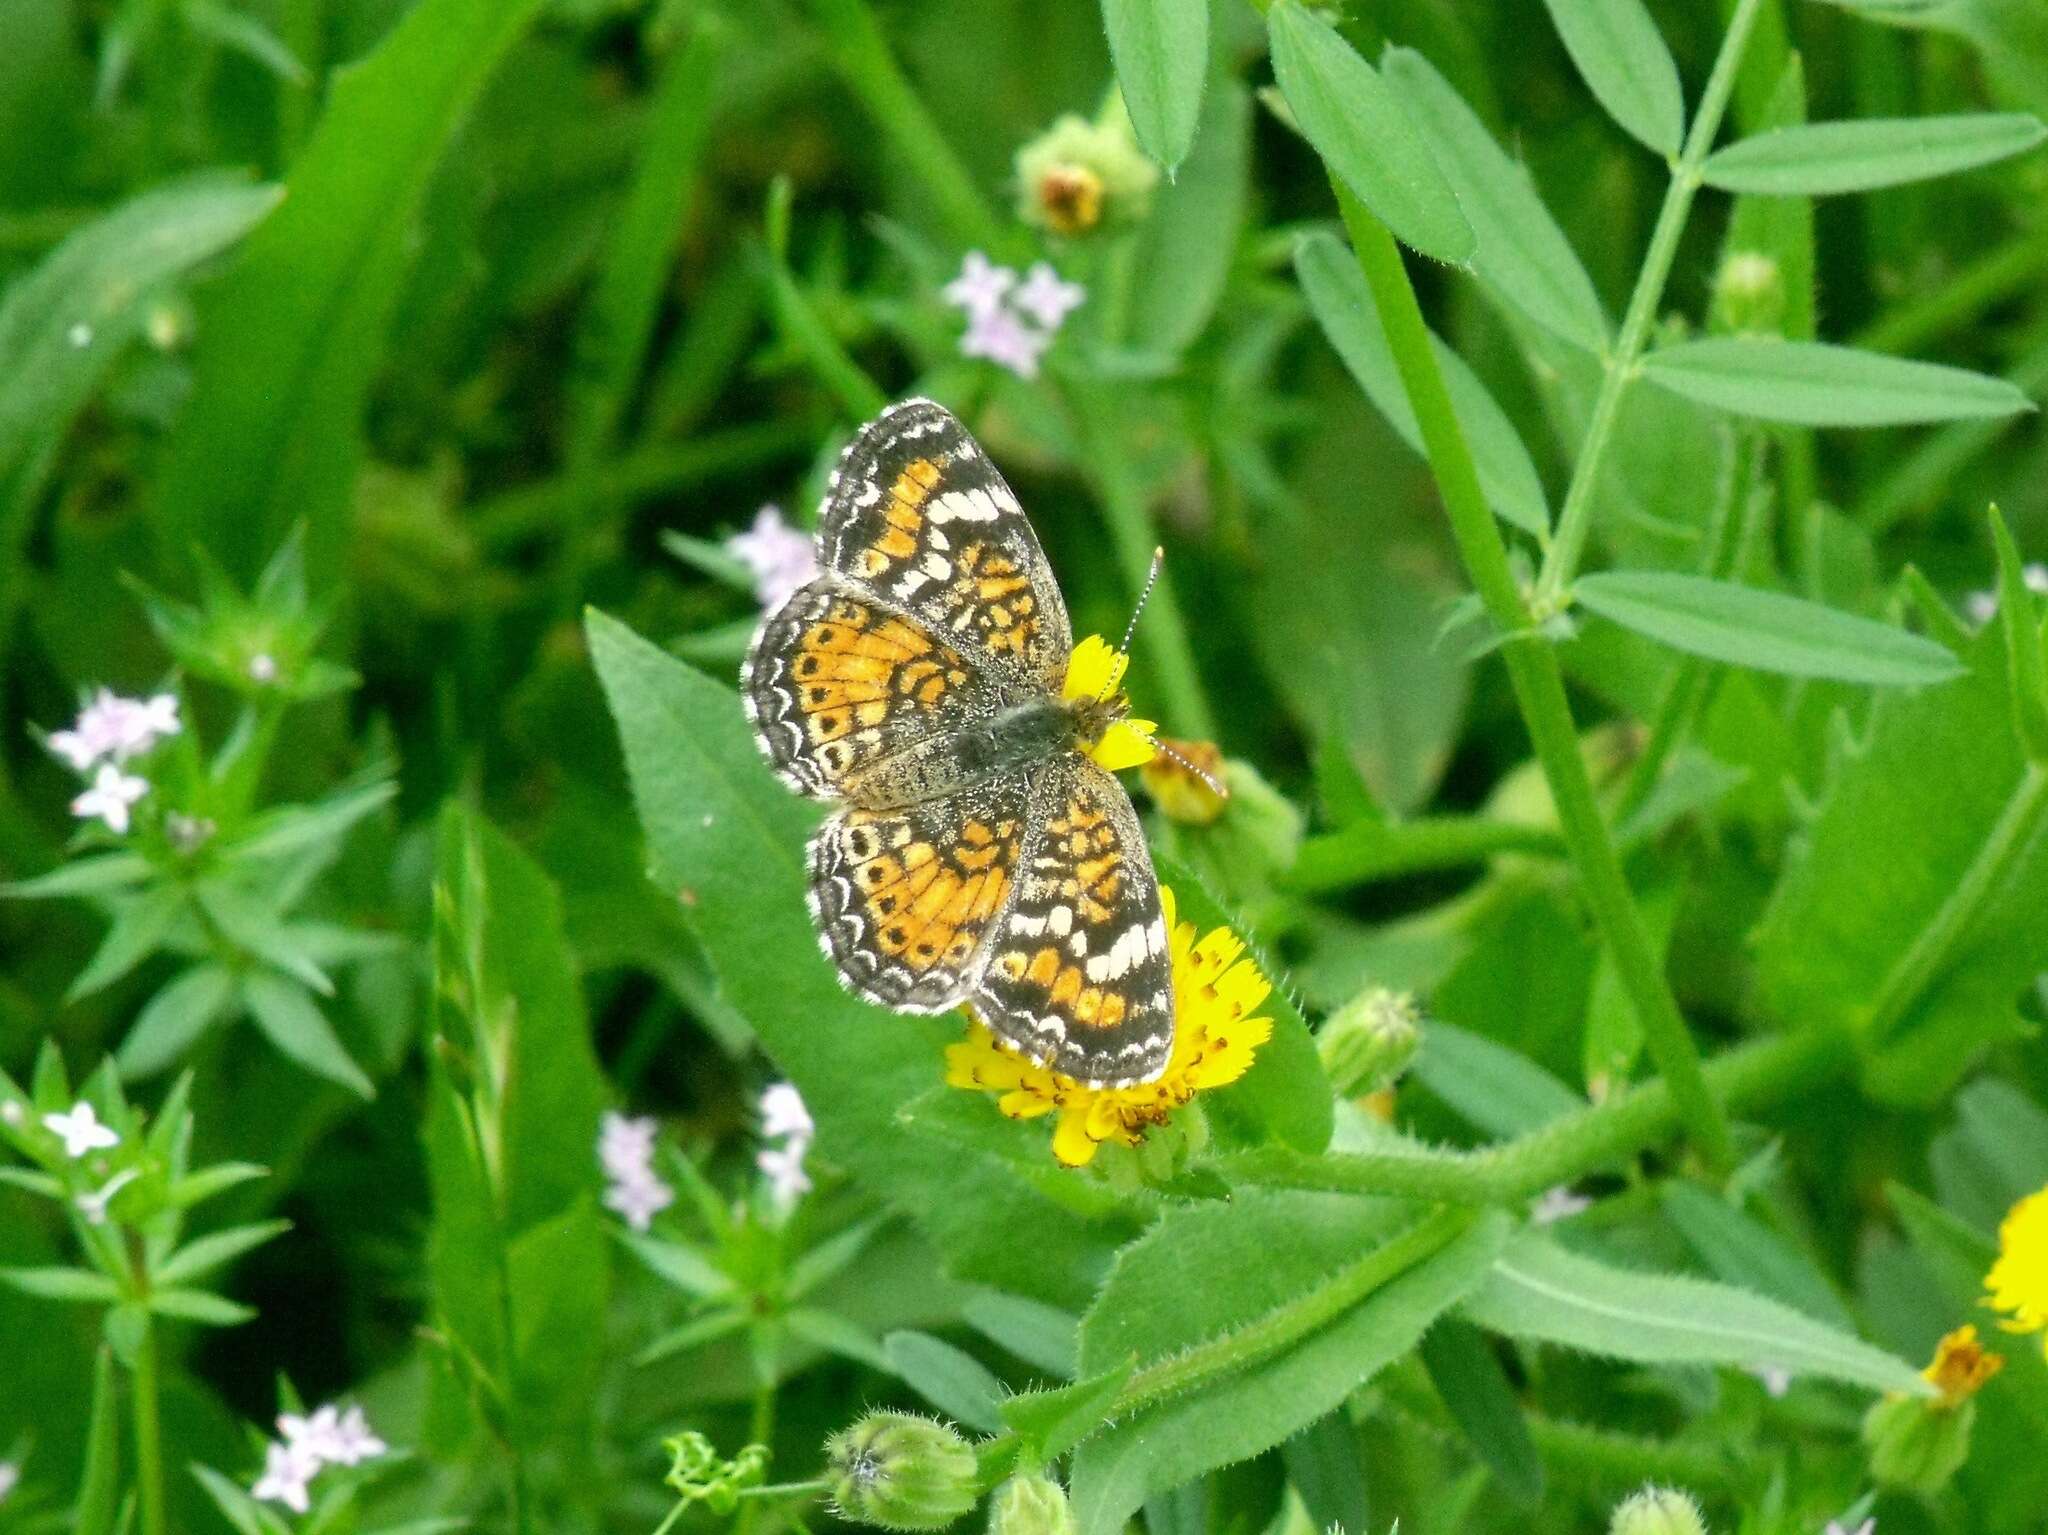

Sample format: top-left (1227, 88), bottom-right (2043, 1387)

top-left (1138, 736), bottom-right (1226, 824)
top-left (1921, 1324), bottom-right (2003, 1407)
top-left (945, 887), bottom-right (1272, 1166)
top-left (1061, 635), bottom-right (1156, 772)
top-left (1986, 1185), bottom-right (2048, 1351)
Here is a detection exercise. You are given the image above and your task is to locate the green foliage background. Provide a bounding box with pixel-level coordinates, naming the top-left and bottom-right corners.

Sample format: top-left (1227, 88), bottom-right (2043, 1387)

top-left (3, 0), bottom-right (2048, 1531)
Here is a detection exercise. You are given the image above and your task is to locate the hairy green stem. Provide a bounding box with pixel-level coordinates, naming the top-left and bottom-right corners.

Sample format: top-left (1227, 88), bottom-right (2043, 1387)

top-left (1111, 1207), bottom-right (1472, 1416)
top-left (1225, 1026), bottom-right (1849, 1204)
top-left (1339, 193), bottom-right (1734, 1173)
top-left (1866, 760), bottom-right (2048, 1048)
top-left (1532, 0), bottom-right (1768, 611)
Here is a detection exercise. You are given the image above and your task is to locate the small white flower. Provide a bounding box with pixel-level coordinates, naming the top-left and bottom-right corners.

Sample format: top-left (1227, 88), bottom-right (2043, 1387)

top-left (1967, 562), bottom-right (2048, 626)
top-left (725, 505), bottom-right (818, 610)
top-left (942, 251), bottom-right (1016, 318)
top-left (1747, 1362), bottom-right (1793, 1398)
top-left (279, 1404), bottom-right (344, 1462)
top-left (326, 1405), bottom-right (388, 1466)
top-left (598, 1112), bottom-right (659, 1179)
top-left (960, 304), bottom-right (1052, 380)
top-left (71, 762), bottom-right (149, 834)
top-left (1529, 1186), bottom-right (1590, 1225)
top-left (0, 1461), bottom-right (18, 1505)
top-left (252, 1439), bottom-right (320, 1514)
top-left (757, 1138), bottom-right (812, 1209)
top-left (248, 653), bottom-right (279, 683)
top-left (603, 1171), bottom-right (675, 1231)
top-left (116, 693), bottom-right (180, 757)
top-left (1, 1099), bottom-right (23, 1126)
top-left (76, 1167), bottom-right (139, 1226)
top-left (1011, 262), bottom-right (1086, 330)
top-left (759, 1082), bottom-right (813, 1142)
top-left (43, 1101), bottom-right (119, 1158)
top-left (46, 689), bottom-right (128, 771)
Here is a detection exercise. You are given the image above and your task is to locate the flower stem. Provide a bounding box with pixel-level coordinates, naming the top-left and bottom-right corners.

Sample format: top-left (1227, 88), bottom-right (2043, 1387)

top-left (131, 1317), bottom-right (167, 1535)
top-left (1865, 760), bottom-right (2048, 1048)
top-left (1337, 192), bottom-right (1735, 1174)
top-left (1225, 1026), bottom-right (1849, 1204)
top-left (1531, 0), bottom-right (1768, 613)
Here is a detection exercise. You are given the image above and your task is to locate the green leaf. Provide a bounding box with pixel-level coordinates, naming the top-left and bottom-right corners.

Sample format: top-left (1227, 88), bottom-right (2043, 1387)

top-left (882, 1329), bottom-right (1007, 1432)
top-left (155, 1220), bottom-right (291, 1287)
top-left (1539, 0), bottom-right (1685, 155)
top-left (150, 0), bottom-right (547, 587)
top-left (618, 1232), bottom-right (735, 1300)
top-left (565, 16), bottom-right (725, 473)
top-left (1130, 77), bottom-right (1251, 355)
top-left (1990, 505), bottom-right (2048, 759)
top-left (0, 175), bottom-right (278, 551)
top-left (1755, 618), bottom-right (2048, 1101)
top-left (0, 1266), bottom-right (121, 1303)
top-left (1296, 231), bottom-right (1548, 536)
top-left (66, 887), bottom-right (186, 1003)
top-left (2, 852), bottom-right (153, 900)
top-left (1380, 46), bottom-right (1608, 351)
top-left (191, 1462), bottom-right (294, 1535)
top-left (1156, 859), bottom-right (1332, 1156)
top-left (1101, 0), bottom-right (1208, 170)
top-left (1640, 338), bottom-right (2035, 426)
top-left (1000, 1361), bottom-right (1134, 1462)
top-left (117, 965), bottom-right (236, 1081)
top-left (1660, 1184), bottom-right (1856, 1331)
top-left (147, 1287), bottom-right (257, 1326)
top-left (169, 1161), bottom-right (268, 1209)
top-left (1419, 1318), bottom-right (1543, 1502)
top-left (1071, 1206), bottom-right (1508, 1535)
top-left (1702, 113), bottom-right (2046, 194)
top-left (1278, 1412), bottom-right (1373, 1535)
top-left (231, 781), bottom-right (396, 861)
top-left (1459, 1230), bottom-right (1932, 1396)
top-left (425, 806), bottom-right (611, 1444)
top-left (75, 1348), bottom-right (120, 1535)
top-left (1573, 572), bottom-right (1964, 684)
top-left (241, 973), bottom-right (374, 1098)
top-left (1414, 1022), bottom-right (1583, 1139)
top-left (588, 609), bottom-right (1131, 1307)
top-left (962, 1289), bottom-right (1079, 1378)
top-left (1266, 1), bottom-right (1474, 265)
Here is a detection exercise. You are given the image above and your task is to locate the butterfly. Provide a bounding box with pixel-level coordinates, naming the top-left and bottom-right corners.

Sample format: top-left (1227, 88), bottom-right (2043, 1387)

top-left (741, 398), bottom-right (1174, 1086)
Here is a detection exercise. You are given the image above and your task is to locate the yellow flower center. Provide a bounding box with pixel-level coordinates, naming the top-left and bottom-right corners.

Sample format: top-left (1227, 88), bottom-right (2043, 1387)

top-left (1921, 1324), bottom-right (2003, 1407)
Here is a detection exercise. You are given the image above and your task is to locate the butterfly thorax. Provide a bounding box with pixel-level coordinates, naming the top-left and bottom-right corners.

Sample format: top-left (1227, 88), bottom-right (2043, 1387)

top-left (959, 691), bottom-right (1127, 776)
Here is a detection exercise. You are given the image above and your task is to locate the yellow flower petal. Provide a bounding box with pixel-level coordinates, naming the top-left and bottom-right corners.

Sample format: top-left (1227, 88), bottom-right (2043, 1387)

top-left (1051, 1107), bottom-right (1102, 1166)
top-left (1061, 635), bottom-right (1128, 704)
top-left (1987, 1186), bottom-right (2048, 1345)
top-left (1088, 719), bottom-right (1158, 771)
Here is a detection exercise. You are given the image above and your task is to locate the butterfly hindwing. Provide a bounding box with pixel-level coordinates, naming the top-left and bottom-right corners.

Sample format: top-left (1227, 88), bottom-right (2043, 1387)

top-left (971, 758), bottom-right (1174, 1085)
top-left (818, 398), bottom-right (1072, 685)
top-left (807, 774), bottom-right (1032, 1011)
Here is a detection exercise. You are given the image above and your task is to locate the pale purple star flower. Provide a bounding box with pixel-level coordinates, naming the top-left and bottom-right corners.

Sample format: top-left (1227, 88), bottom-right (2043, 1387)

top-left (71, 762), bottom-right (149, 834)
top-left (1011, 261), bottom-right (1086, 330)
top-left (757, 1138), bottom-right (812, 1208)
top-left (604, 1173), bottom-right (675, 1231)
top-left (960, 304), bottom-right (1052, 380)
top-left (942, 251), bottom-right (1016, 318)
top-left (726, 505), bottom-right (818, 610)
top-left (252, 1440), bottom-right (320, 1514)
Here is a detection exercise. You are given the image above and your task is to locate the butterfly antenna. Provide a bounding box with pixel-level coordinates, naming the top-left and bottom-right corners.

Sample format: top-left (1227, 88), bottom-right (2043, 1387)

top-left (1096, 546), bottom-right (1165, 704)
top-left (1144, 734), bottom-right (1230, 799)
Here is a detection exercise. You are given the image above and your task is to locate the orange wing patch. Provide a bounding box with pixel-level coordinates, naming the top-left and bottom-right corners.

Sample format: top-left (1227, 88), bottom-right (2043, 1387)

top-left (789, 596), bottom-right (972, 769)
top-left (942, 539), bottom-right (1044, 660)
top-left (852, 458), bottom-right (943, 578)
top-left (810, 788), bottom-right (1032, 1011)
